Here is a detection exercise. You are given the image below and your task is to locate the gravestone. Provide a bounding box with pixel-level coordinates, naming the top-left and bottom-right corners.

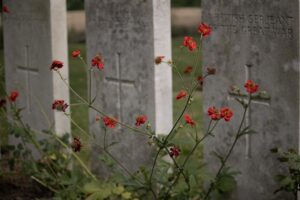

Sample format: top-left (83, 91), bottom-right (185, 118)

top-left (3, 0), bottom-right (70, 157)
top-left (85, 0), bottom-right (173, 174)
top-left (202, 0), bottom-right (298, 199)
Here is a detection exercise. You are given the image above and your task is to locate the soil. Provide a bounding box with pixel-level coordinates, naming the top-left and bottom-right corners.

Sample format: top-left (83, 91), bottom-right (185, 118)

top-left (0, 147), bottom-right (53, 200)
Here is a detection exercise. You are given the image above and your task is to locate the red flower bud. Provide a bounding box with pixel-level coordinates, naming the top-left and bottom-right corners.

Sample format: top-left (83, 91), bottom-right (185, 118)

top-left (155, 56), bottom-right (165, 65)
top-left (50, 60), bottom-right (64, 70)
top-left (184, 114), bottom-right (195, 126)
top-left (9, 91), bottom-right (19, 102)
top-left (135, 115), bottom-right (147, 127)
top-left (169, 146), bottom-right (181, 158)
top-left (3, 5), bottom-right (9, 13)
top-left (91, 54), bottom-right (104, 70)
top-left (72, 49), bottom-right (81, 58)
top-left (176, 90), bottom-right (187, 100)
top-left (103, 116), bottom-right (117, 128)
top-left (183, 66), bottom-right (193, 74)
top-left (52, 100), bottom-right (68, 112)
top-left (71, 137), bottom-right (82, 152)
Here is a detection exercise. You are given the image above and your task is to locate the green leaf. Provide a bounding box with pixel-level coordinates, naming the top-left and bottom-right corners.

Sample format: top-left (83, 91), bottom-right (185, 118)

top-left (121, 192), bottom-right (132, 199)
top-left (216, 175), bottom-right (237, 193)
top-left (113, 185), bottom-right (125, 195)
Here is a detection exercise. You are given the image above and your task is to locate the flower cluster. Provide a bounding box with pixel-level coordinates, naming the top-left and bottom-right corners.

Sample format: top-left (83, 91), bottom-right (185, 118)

top-left (183, 36), bottom-right (197, 51)
top-left (91, 55), bottom-right (104, 70)
top-left (102, 116), bottom-right (117, 128)
top-left (207, 106), bottom-right (233, 122)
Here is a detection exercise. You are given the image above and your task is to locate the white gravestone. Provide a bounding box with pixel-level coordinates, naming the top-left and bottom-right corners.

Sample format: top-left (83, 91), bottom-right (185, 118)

top-left (86, 0), bottom-right (173, 174)
top-left (3, 0), bottom-right (70, 157)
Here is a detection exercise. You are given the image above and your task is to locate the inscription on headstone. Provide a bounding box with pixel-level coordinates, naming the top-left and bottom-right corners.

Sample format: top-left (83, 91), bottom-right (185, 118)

top-left (203, 0), bottom-right (299, 199)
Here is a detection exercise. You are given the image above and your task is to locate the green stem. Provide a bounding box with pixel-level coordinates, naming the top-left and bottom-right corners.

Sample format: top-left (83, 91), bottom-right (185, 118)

top-left (203, 97), bottom-right (251, 200)
top-left (53, 135), bottom-right (97, 181)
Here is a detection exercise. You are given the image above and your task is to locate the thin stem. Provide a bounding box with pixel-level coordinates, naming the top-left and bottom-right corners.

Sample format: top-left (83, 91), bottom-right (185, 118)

top-left (53, 135), bottom-right (97, 181)
top-left (203, 97), bottom-right (251, 200)
top-left (89, 105), bottom-right (151, 137)
top-left (31, 176), bottom-right (58, 193)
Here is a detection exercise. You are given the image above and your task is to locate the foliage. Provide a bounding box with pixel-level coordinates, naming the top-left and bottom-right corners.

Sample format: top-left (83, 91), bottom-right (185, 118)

top-left (65, 0), bottom-right (201, 10)
top-left (271, 148), bottom-right (300, 199)
top-left (67, 0), bottom-right (84, 11)
top-left (0, 23), bottom-right (268, 200)
top-left (171, 0), bottom-right (201, 7)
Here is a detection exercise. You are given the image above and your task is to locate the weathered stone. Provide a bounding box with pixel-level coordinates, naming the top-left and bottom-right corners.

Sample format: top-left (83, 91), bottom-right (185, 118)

top-left (3, 0), bottom-right (70, 157)
top-left (203, 0), bottom-right (298, 199)
top-left (86, 0), bottom-right (173, 174)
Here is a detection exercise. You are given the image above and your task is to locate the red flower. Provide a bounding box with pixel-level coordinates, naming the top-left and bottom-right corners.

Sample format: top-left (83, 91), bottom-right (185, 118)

top-left (198, 23), bottom-right (212, 37)
top-left (91, 55), bottom-right (104, 70)
top-left (184, 114), bottom-right (195, 126)
top-left (220, 107), bottom-right (233, 122)
top-left (0, 98), bottom-right (6, 108)
top-left (50, 60), bottom-right (64, 70)
top-left (135, 115), bottom-right (147, 127)
top-left (52, 100), bottom-right (68, 112)
top-left (9, 91), bottom-right (19, 102)
top-left (72, 49), bottom-right (81, 58)
top-left (169, 146), bottom-right (181, 158)
top-left (103, 116), bottom-right (117, 128)
top-left (208, 106), bottom-right (221, 120)
top-left (155, 56), bottom-right (165, 65)
top-left (3, 5), bottom-right (9, 13)
top-left (244, 80), bottom-right (259, 94)
top-left (71, 137), bottom-right (82, 152)
top-left (197, 76), bottom-right (204, 86)
top-left (183, 36), bottom-right (197, 51)
top-left (183, 66), bottom-right (193, 74)
top-left (176, 90), bottom-right (187, 100)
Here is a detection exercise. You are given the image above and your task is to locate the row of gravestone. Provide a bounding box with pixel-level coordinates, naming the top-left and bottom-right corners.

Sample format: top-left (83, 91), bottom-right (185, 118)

top-left (2, 0), bottom-right (299, 199)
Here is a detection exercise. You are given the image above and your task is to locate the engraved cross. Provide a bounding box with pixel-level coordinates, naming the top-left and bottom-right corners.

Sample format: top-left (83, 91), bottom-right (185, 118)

top-left (228, 64), bottom-right (270, 158)
top-left (17, 45), bottom-right (38, 112)
top-left (105, 53), bottom-right (135, 122)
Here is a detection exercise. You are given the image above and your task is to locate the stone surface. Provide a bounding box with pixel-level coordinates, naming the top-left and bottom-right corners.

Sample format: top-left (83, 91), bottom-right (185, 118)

top-left (85, 0), bottom-right (173, 174)
top-left (3, 0), bottom-right (70, 156)
top-left (202, 0), bottom-right (298, 199)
